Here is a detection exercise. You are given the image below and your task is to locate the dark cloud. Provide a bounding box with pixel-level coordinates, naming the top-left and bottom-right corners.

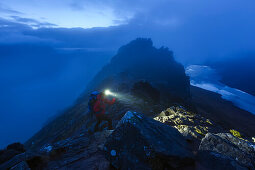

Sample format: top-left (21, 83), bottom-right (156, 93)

top-left (0, 17), bottom-right (59, 44)
top-left (2, 6), bottom-right (255, 64)
top-left (0, 3), bottom-right (23, 14)
top-left (10, 16), bottom-right (57, 28)
top-left (5, 0), bottom-right (250, 64)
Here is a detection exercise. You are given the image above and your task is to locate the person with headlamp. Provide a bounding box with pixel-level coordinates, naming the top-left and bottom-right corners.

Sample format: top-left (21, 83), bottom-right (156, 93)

top-left (92, 90), bottom-right (116, 132)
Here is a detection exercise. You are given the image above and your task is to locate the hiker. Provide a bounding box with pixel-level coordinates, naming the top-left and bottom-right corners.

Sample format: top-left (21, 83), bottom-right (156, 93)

top-left (88, 91), bottom-right (116, 132)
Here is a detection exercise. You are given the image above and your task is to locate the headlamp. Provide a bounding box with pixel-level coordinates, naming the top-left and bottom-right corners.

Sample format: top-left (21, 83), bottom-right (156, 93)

top-left (105, 89), bottom-right (112, 95)
top-left (104, 89), bottom-right (116, 96)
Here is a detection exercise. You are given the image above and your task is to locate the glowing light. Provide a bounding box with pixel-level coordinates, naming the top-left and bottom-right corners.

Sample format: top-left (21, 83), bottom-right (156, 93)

top-left (105, 89), bottom-right (111, 95)
top-left (104, 89), bottom-right (117, 96)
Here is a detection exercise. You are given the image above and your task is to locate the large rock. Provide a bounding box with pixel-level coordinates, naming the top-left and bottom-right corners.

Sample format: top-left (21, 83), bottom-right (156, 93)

top-left (199, 133), bottom-right (255, 169)
top-left (104, 111), bottom-right (194, 169)
top-left (7, 143), bottom-right (26, 153)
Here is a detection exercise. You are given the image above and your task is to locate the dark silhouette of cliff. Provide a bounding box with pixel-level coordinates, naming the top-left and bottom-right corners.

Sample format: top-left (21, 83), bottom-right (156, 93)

top-left (85, 38), bottom-right (190, 100)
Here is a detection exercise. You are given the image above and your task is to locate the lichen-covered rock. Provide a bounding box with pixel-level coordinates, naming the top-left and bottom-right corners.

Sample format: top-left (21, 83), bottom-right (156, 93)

top-left (104, 111), bottom-right (194, 169)
top-left (253, 137), bottom-right (255, 143)
top-left (199, 133), bottom-right (255, 169)
top-left (217, 133), bottom-right (255, 155)
top-left (154, 106), bottom-right (217, 140)
top-left (230, 129), bottom-right (242, 138)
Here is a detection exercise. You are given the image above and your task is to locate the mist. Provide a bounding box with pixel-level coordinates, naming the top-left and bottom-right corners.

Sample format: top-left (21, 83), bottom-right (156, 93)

top-left (0, 44), bottom-right (113, 148)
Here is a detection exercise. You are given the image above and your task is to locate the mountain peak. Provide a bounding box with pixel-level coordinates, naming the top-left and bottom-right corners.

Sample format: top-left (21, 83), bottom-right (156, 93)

top-left (115, 38), bottom-right (155, 62)
top-left (86, 38), bottom-right (190, 100)
top-left (119, 38), bottom-right (153, 51)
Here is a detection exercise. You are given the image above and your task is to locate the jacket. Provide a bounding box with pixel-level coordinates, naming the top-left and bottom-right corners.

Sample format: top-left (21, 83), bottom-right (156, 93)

top-left (93, 94), bottom-right (116, 117)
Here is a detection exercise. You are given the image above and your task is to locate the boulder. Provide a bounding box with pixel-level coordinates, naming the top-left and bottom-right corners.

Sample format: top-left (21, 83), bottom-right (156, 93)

top-left (7, 143), bottom-right (26, 153)
top-left (199, 133), bottom-right (255, 169)
top-left (104, 111), bottom-right (194, 169)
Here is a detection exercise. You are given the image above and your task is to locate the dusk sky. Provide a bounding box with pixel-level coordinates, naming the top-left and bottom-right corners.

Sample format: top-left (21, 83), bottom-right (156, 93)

top-left (0, 0), bottom-right (255, 148)
top-left (0, 0), bottom-right (255, 62)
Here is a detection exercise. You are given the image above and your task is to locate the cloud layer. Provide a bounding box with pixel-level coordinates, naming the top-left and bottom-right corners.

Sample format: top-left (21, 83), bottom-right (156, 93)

top-left (1, 0), bottom-right (255, 63)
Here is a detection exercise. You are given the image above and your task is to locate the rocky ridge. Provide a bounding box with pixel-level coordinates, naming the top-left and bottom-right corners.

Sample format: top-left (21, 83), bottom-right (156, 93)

top-left (1, 107), bottom-right (255, 170)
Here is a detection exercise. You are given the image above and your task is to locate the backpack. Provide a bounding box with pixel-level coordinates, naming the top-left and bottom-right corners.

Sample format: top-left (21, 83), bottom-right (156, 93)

top-left (88, 91), bottom-right (100, 113)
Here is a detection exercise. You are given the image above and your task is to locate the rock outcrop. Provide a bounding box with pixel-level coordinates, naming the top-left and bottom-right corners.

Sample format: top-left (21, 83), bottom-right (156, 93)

top-left (104, 111), bottom-right (194, 169)
top-left (199, 133), bottom-right (255, 169)
top-left (153, 106), bottom-right (255, 169)
top-left (154, 106), bottom-right (220, 141)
